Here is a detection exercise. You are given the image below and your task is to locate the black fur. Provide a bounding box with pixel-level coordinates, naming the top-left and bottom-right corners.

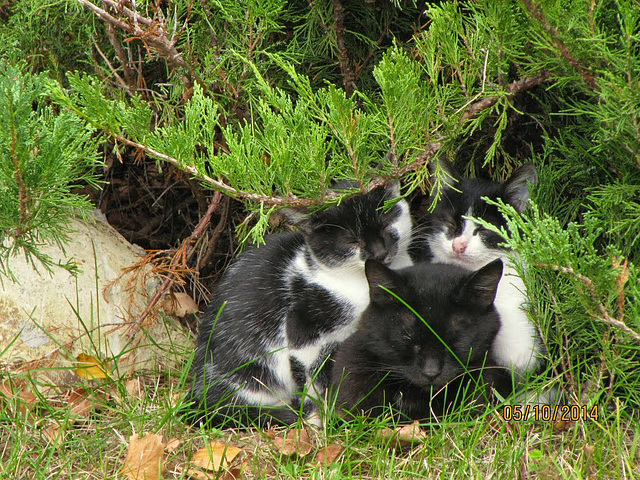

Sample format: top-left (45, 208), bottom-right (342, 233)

top-left (185, 185), bottom-right (413, 427)
top-left (331, 259), bottom-right (512, 421)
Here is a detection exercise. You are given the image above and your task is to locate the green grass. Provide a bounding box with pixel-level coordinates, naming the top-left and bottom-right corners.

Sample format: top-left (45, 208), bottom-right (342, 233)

top-left (1, 346), bottom-right (639, 480)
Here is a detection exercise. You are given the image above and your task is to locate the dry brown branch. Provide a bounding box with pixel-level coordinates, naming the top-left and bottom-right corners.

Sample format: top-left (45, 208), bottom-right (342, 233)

top-left (460, 72), bottom-right (551, 122)
top-left (536, 263), bottom-right (640, 343)
top-left (77, 0), bottom-right (201, 88)
top-left (332, 0), bottom-right (357, 97)
top-left (111, 134), bottom-right (340, 207)
top-left (521, 0), bottom-right (599, 91)
top-left (125, 191), bottom-right (224, 339)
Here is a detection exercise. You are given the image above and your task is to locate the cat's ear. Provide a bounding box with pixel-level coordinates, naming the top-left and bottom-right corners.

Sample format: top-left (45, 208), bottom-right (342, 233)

top-left (365, 259), bottom-right (402, 304)
top-left (503, 163), bottom-right (537, 213)
top-left (384, 180), bottom-right (401, 197)
top-left (279, 207), bottom-right (313, 234)
top-left (460, 259), bottom-right (503, 310)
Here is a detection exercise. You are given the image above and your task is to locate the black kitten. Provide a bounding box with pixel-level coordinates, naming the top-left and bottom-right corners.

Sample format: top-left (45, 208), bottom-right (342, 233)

top-left (331, 259), bottom-right (510, 421)
top-left (186, 184), bottom-right (413, 427)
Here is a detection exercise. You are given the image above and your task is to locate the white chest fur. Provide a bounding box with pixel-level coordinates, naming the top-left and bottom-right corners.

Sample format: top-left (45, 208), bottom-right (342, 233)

top-left (492, 261), bottom-right (541, 374)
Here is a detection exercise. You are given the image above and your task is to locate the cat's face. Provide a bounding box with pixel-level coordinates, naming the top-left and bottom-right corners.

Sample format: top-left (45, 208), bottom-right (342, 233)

top-left (286, 184), bottom-right (412, 269)
top-left (426, 162), bottom-right (537, 271)
top-left (361, 259), bottom-right (503, 389)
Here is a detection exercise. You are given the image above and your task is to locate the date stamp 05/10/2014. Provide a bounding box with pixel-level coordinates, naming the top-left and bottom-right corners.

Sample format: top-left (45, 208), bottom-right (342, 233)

top-left (502, 404), bottom-right (599, 422)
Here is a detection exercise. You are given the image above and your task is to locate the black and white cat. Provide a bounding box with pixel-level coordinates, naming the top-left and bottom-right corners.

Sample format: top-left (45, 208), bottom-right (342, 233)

top-left (332, 259), bottom-right (510, 420)
top-left (186, 184), bottom-right (413, 426)
top-left (420, 160), bottom-right (543, 379)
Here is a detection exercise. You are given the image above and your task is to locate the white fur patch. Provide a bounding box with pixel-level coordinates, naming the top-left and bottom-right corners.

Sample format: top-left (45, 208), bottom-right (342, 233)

top-left (389, 200), bottom-right (414, 269)
top-left (492, 262), bottom-right (541, 374)
top-left (428, 217), bottom-right (542, 374)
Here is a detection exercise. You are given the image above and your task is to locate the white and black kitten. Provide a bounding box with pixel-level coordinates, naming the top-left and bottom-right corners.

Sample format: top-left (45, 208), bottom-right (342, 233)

top-left (331, 259), bottom-right (510, 420)
top-left (420, 160), bottom-right (542, 378)
top-left (186, 184), bottom-right (413, 427)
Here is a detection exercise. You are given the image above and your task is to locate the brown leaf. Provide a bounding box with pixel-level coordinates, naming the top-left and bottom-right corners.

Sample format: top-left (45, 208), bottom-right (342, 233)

top-left (191, 442), bottom-right (243, 472)
top-left (126, 378), bottom-right (145, 399)
top-left (375, 421), bottom-right (427, 446)
top-left (314, 444), bottom-right (344, 465)
top-left (552, 418), bottom-right (575, 432)
top-left (273, 428), bottom-right (313, 457)
top-left (75, 353), bottom-right (112, 380)
top-left (121, 432), bottom-right (165, 480)
top-left (68, 388), bottom-right (94, 418)
top-left (43, 421), bottom-right (65, 446)
top-left (162, 292), bottom-right (200, 317)
top-left (182, 467), bottom-right (210, 480)
top-left (165, 438), bottom-right (181, 453)
top-left (396, 420), bottom-right (428, 444)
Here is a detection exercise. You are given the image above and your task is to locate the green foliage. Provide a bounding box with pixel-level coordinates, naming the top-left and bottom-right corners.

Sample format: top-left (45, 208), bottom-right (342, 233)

top-left (0, 62), bottom-right (102, 279)
top-left (479, 199), bottom-right (640, 409)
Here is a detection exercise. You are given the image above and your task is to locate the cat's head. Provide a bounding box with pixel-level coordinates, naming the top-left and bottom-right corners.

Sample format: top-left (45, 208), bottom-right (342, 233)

top-left (425, 160), bottom-right (537, 270)
top-left (283, 183), bottom-right (413, 269)
top-left (360, 259), bottom-right (503, 389)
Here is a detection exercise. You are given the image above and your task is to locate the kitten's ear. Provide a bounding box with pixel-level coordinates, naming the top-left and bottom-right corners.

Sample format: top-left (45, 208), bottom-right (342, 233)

top-left (279, 207), bottom-right (313, 234)
top-left (503, 163), bottom-right (537, 213)
top-left (384, 180), bottom-right (401, 197)
top-left (365, 259), bottom-right (402, 304)
top-left (460, 259), bottom-right (503, 310)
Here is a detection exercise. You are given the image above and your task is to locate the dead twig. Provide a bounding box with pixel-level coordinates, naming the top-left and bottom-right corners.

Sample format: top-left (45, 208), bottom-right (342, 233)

top-left (77, 0), bottom-right (202, 88)
top-left (126, 191), bottom-right (223, 339)
top-left (332, 0), bottom-right (357, 96)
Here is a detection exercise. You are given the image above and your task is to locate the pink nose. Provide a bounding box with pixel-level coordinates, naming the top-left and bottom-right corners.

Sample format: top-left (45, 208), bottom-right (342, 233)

top-left (452, 238), bottom-right (467, 254)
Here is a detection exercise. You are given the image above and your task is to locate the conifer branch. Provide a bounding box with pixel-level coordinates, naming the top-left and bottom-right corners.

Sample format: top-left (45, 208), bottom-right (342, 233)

top-left (536, 263), bottom-right (640, 343)
top-left (9, 96), bottom-right (28, 237)
top-left (461, 72), bottom-right (551, 122)
top-left (112, 134), bottom-right (337, 207)
top-left (332, 0), bottom-right (357, 96)
top-left (520, 0), bottom-right (599, 91)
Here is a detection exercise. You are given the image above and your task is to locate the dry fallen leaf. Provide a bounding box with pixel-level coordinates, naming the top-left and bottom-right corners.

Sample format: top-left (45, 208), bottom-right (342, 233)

top-left (68, 388), bottom-right (94, 418)
top-left (273, 428), bottom-right (313, 457)
top-left (75, 353), bottom-right (112, 380)
top-left (191, 442), bottom-right (243, 472)
top-left (121, 432), bottom-right (165, 480)
top-left (162, 292), bottom-right (200, 317)
top-left (314, 444), bottom-right (344, 465)
top-left (553, 418), bottom-right (575, 432)
top-left (396, 420), bottom-right (428, 444)
top-left (165, 438), bottom-right (181, 453)
top-left (376, 421), bottom-right (427, 446)
top-left (42, 420), bottom-right (65, 446)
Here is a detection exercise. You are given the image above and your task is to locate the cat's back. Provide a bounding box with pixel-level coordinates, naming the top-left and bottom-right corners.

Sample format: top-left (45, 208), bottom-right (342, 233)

top-left (200, 232), bottom-right (306, 334)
